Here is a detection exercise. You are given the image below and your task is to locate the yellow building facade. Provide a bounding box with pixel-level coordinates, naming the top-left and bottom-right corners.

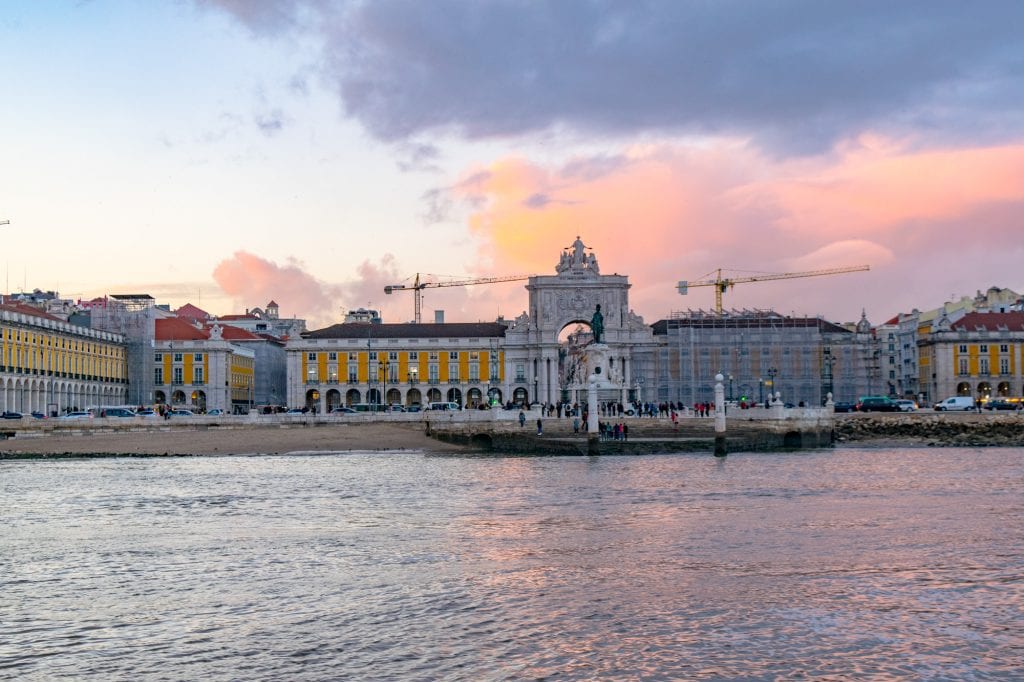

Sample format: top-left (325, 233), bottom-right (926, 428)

top-left (918, 311), bottom-right (1024, 403)
top-left (1, 302), bottom-right (127, 414)
top-left (286, 322), bottom-right (507, 411)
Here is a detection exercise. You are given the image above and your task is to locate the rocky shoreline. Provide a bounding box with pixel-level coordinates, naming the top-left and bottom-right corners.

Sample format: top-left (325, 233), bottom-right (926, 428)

top-left (834, 413), bottom-right (1024, 448)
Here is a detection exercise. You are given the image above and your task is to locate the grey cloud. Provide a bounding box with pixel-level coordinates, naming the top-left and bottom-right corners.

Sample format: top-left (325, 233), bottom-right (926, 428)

top-left (202, 0), bottom-right (1024, 154)
top-left (254, 109), bottom-right (287, 135)
top-left (396, 141), bottom-right (442, 172)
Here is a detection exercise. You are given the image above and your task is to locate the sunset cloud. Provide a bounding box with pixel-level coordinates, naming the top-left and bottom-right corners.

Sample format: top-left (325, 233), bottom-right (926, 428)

top-left (213, 251), bottom-right (344, 327)
top-left (444, 139), bottom-right (1024, 322)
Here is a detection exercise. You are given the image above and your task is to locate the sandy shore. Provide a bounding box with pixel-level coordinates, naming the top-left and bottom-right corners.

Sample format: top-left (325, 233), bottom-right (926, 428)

top-left (0, 422), bottom-right (469, 457)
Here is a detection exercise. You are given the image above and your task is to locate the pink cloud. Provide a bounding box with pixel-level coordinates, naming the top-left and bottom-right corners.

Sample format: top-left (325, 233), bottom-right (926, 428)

top-left (445, 139), bottom-right (1024, 323)
top-left (213, 251), bottom-right (344, 327)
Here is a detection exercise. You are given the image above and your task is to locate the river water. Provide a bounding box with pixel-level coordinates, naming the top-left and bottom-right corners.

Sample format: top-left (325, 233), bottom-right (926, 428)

top-left (2, 448), bottom-right (1022, 680)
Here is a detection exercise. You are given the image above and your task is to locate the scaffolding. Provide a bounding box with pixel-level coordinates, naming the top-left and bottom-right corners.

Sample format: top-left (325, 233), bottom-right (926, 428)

top-left (90, 295), bottom-right (158, 406)
top-left (654, 309), bottom-right (860, 406)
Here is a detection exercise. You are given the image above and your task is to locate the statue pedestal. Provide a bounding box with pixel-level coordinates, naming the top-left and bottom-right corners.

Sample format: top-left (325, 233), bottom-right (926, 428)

top-left (585, 343), bottom-right (615, 434)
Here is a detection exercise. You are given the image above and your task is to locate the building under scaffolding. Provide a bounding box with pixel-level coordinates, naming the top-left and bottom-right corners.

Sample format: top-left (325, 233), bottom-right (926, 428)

top-left (90, 295), bottom-right (159, 406)
top-left (651, 309), bottom-right (882, 406)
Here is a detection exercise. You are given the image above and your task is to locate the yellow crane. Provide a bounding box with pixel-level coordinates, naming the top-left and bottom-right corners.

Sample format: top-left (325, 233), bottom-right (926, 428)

top-left (677, 265), bottom-right (870, 314)
top-left (384, 273), bottom-right (532, 323)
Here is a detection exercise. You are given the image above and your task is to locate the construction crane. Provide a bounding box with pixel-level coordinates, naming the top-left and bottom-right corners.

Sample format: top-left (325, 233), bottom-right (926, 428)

top-left (384, 273), bottom-right (531, 323)
top-left (677, 265), bottom-right (870, 314)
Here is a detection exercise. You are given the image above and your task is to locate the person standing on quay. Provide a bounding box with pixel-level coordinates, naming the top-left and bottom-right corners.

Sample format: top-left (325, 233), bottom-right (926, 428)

top-left (519, 410), bottom-right (526, 427)
top-left (536, 418), bottom-right (543, 436)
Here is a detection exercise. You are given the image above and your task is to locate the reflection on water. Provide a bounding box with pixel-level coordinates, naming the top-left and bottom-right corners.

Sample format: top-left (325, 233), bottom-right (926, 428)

top-left (2, 448), bottom-right (1022, 680)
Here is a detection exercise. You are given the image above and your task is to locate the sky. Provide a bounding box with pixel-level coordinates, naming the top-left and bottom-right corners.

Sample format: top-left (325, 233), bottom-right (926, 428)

top-left (2, 1), bottom-right (1023, 330)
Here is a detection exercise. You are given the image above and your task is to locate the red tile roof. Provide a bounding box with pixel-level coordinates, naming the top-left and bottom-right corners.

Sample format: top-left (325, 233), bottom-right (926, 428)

top-left (174, 303), bottom-right (210, 322)
top-left (953, 311), bottom-right (1024, 331)
top-left (0, 301), bottom-right (66, 323)
top-left (215, 325), bottom-right (262, 341)
top-left (156, 317), bottom-right (208, 341)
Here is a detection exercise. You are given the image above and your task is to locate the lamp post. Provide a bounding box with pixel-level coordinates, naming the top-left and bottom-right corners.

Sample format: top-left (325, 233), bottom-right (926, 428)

top-left (379, 358), bottom-right (387, 411)
top-left (728, 374), bottom-right (734, 402)
top-left (758, 377), bottom-right (764, 405)
top-left (533, 377), bottom-right (539, 407)
top-left (766, 367), bottom-right (778, 404)
top-left (823, 347), bottom-right (836, 403)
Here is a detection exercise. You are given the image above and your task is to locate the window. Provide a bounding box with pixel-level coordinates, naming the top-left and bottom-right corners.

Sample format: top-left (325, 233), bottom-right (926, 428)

top-left (429, 352), bottom-right (439, 360)
top-left (979, 358), bottom-right (989, 375)
top-left (194, 367), bottom-right (204, 384)
top-left (154, 367), bottom-right (164, 385)
top-left (448, 362), bottom-right (460, 382)
top-left (958, 345), bottom-right (968, 353)
top-left (328, 364), bottom-right (338, 382)
top-left (173, 366), bottom-right (183, 384)
top-left (173, 353), bottom-right (183, 362)
top-left (980, 345), bottom-right (988, 353)
top-left (194, 353), bottom-right (203, 362)
top-left (1000, 344), bottom-right (1009, 353)
top-left (307, 352), bottom-right (317, 361)
top-left (348, 362), bottom-right (358, 382)
top-left (959, 358), bottom-right (969, 375)
top-left (428, 363), bottom-right (439, 383)
top-left (515, 363), bottom-right (526, 381)
top-left (469, 363), bottom-right (480, 381)
top-left (155, 353), bottom-right (163, 362)
top-left (328, 352), bottom-right (337, 361)
top-left (469, 351), bottom-right (479, 360)
top-left (307, 364), bottom-right (318, 382)
top-left (408, 366), bottom-right (419, 382)
top-left (409, 351), bottom-right (419, 361)
top-left (1000, 358), bottom-right (1009, 375)
top-left (449, 351), bottom-right (459, 360)
top-left (389, 351), bottom-right (398, 361)
top-left (369, 351), bottom-right (378, 361)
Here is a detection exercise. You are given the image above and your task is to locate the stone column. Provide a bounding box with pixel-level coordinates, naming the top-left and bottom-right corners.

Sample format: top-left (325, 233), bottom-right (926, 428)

top-left (714, 373), bottom-right (727, 456)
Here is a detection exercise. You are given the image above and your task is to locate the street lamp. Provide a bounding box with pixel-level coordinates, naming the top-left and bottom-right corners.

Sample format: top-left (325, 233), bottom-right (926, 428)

top-left (822, 347), bottom-right (836, 402)
top-left (379, 358), bottom-right (387, 411)
top-left (766, 367), bottom-right (778, 403)
top-left (728, 374), bottom-right (734, 402)
top-left (758, 377), bottom-right (764, 405)
top-left (533, 377), bottom-right (539, 406)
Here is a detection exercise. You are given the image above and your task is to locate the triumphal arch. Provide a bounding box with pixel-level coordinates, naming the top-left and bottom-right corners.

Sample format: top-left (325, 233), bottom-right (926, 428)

top-left (503, 237), bottom-right (659, 406)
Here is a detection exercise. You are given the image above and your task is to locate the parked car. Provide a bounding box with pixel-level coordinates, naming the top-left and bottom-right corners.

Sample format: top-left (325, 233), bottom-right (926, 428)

top-left (285, 408), bottom-right (306, 414)
top-left (136, 409), bottom-right (158, 418)
top-left (895, 399), bottom-right (918, 412)
top-left (2, 411), bottom-right (25, 419)
top-left (169, 409), bottom-right (194, 417)
top-left (101, 407), bottom-right (137, 418)
top-left (983, 399), bottom-right (1018, 411)
top-left (30, 411), bottom-right (47, 419)
top-left (406, 404), bottom-right (423, 413)
top-left (387, 405), bottom-right (406, 412)
top-left (206, 408), bottom-right (225, 416)
top-left (833, 401), bottom-right (856, 413)
top-left (331, 407), bottom-right (356, 414)
top-left (934, 396), bottom-right (975, 411)
top-left (58, 411), bottom-right (92, 420)
top-left (857, 396), bottom-right (900, 412)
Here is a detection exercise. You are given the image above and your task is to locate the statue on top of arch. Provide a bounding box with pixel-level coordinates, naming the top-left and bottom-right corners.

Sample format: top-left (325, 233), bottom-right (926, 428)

top-left (556, 235), bottom-right (600, 275)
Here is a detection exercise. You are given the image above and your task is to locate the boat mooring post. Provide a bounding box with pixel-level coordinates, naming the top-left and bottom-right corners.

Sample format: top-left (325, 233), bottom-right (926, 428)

top-left (714, 373), bottom-right (727, 457)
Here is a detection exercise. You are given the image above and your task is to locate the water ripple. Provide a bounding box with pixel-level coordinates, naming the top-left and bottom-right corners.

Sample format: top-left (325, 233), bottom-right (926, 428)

top-left (1, 448), bottom-right (1022, 680)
